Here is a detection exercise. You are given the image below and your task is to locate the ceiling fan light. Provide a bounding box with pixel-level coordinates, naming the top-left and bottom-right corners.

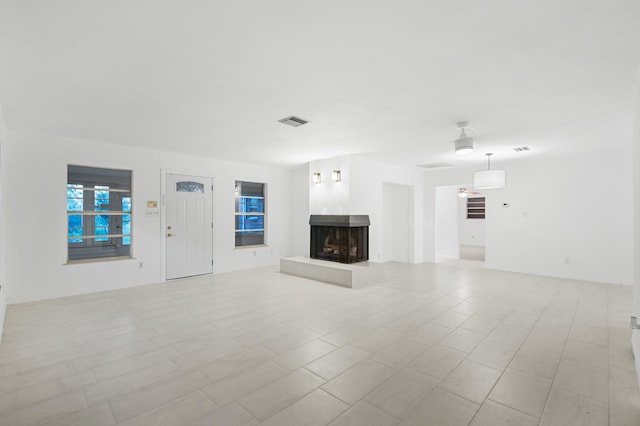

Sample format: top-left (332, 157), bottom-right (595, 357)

top-left (454, 137), bottom-right (474, 155)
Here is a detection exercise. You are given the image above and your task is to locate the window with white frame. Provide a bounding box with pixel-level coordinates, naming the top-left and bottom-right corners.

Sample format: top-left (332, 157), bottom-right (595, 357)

top-left (235, 181), bottom-right (265, 247)
top-left (67, 165), bottom-right (132, 261)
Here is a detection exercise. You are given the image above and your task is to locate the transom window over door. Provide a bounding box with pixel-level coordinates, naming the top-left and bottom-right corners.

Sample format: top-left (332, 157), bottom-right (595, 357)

top-left (235, 181), bottom-right (266, 247)
top-left (67, 165), bottom-right (132, 261)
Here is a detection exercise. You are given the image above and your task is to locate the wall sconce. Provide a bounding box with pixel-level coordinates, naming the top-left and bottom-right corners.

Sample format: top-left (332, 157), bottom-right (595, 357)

top-left (332, 170), bottom-right (341, 182)
top-left (312, 172), bottom-right (321, 184)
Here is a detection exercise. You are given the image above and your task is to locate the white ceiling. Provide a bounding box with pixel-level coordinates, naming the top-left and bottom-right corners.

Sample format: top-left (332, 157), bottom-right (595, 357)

top-left (1, 0), bottom-right (639, 169)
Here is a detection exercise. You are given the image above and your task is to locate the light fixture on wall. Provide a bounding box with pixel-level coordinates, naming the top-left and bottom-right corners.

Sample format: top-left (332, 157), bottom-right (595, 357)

top-left (474, 153), bottom-right (506, 189)
top-left (312, 172), bottom-right (321, 184)
top-left (332, 170), bottom-right (341, 182)
top-left (454, 121), bottom-right (474, 155)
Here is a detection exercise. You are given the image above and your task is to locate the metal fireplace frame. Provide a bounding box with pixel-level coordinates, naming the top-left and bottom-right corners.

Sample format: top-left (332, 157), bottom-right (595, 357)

top-left (309, 215), bottom-right (370, 264)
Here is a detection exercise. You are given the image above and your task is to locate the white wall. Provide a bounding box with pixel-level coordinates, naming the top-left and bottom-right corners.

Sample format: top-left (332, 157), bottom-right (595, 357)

top-left (0, 285), bottom-right (5, 344)
top-left (488, 152), bottom-right (632, 284)
top-left (159, 151), bottom-right (295, 275)
top-left (0, 103), bottom-right (6, 341)
top-left (307, 155), bottom-right (424, 264)
top-left (349, 156), bottom-right (423, 263)
top-left (435, 185), bottom-right (460, 260)
top-left (382, 182), bottom-right (413, 263)
top-left (291, 164), bottom-right (310, 257)
top-left (309, 156), bottom-right (351, 215)
top-left (424, 150), bottom-right (633, 285)
top-left (632, 74), bottom-right (640, 383)
top-left (382, 183), bottom-right (394, 262)
top-left (2, 130), bottom-right (299, 304)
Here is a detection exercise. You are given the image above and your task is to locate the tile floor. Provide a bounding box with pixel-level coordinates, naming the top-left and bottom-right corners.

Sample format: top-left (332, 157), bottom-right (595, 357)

top-left (0, 262), bottom-right (639, 425)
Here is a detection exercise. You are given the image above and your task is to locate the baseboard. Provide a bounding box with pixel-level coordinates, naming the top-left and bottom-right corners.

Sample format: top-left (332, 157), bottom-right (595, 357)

top-left (0, 285), bottom-right (6, 344)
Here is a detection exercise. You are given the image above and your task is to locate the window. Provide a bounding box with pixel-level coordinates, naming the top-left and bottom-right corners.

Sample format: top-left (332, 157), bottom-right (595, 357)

top-left (67, 165), bottom-right (132, 261)
top-left (235, 181), bottom-right (265, 247)
top-left (176, 181), bottom-right (204, 193)
top-left (467, 197), bottom-right (486, 219)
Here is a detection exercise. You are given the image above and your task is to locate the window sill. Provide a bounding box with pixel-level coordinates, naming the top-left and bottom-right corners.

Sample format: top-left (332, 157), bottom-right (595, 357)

top-left (65, 256), bottom-right (134, 265)
top-left (234, 244), bottom-right (269, 250)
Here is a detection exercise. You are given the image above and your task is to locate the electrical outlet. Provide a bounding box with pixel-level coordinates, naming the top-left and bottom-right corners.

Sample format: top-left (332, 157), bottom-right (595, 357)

top-left (138, 262), bottom-right (143, 268)
top-left (564, 257), bottom-right (571, 265)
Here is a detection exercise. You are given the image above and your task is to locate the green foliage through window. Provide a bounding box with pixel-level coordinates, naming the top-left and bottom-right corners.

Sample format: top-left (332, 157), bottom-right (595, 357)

top-left (235, 181), bottom-right (265, 247)
top-left (67, 165), bottom-right (132, 261)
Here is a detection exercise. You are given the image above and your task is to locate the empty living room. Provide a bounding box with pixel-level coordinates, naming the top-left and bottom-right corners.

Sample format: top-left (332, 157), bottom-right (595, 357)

top-left (1, 1), bottom-right (640, 425)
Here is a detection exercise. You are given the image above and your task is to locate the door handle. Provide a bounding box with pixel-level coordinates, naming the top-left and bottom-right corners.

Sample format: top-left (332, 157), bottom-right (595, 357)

top-left (167, 233), bottom-right (174, 237)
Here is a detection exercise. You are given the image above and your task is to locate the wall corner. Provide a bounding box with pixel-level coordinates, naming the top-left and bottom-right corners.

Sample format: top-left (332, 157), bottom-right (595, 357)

top-left (632, 69), bottom-right (640, 388)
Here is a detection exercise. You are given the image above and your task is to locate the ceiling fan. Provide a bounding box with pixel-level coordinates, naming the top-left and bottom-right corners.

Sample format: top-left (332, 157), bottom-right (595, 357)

top-left (453, 121), bottom-right (476, 155)
top-left (458, 188), bottom-right (481, 198)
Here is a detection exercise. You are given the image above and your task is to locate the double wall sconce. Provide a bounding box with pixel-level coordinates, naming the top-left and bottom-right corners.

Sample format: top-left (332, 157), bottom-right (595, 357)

top-left (312, 170), bottom-right (342, 184)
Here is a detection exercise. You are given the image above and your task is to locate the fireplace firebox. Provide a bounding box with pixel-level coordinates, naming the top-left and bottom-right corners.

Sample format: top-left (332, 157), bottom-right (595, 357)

top-left (309, 215), bottom-right (369, 264)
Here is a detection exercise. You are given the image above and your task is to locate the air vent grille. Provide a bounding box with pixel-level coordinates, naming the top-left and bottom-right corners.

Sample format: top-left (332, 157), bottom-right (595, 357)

top-left (513, 146), bottom-right (531, 152)
top-left (417, 162), bottom-right (453, 169)
top-left (278, 115), bottom-right (309, 127)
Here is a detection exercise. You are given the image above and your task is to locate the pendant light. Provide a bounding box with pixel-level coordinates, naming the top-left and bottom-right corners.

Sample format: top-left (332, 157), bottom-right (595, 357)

top-left (474, 153), bottom-right (505, 189)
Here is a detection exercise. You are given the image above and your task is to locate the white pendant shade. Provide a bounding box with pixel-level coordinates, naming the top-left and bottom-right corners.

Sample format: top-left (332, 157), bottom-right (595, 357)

top-left (474, 169), bottom-right (505, 189)
top-left (474, 153), bottom-right (505, 189)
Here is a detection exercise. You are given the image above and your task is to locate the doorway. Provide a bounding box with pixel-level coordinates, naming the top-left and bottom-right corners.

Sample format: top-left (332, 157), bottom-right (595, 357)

top-left (165, 174), bottom-right (213, 279)
top-left (435, 184), bottom-right (486, 265)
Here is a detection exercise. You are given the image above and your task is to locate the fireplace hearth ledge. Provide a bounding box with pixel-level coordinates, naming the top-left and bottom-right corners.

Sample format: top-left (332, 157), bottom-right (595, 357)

top-left (280, 256), bottom-right (383, 289)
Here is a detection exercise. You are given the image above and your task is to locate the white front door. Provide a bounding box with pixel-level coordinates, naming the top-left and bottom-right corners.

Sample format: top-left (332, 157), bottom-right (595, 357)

top-left (166, 174), bottom-right (213, 279)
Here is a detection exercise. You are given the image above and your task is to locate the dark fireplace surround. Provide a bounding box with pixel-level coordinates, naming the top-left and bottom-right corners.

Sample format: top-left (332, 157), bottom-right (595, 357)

top-left (309, 215), bottom-right (369, 264)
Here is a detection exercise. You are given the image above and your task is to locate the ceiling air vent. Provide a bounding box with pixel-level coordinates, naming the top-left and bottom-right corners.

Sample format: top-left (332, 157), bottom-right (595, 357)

top-left (278, 115), bottom-right (309, 127)
top-left (417, 162), bottom-right (453, 169)
top-left (513, 146), bottom-right (531, 152)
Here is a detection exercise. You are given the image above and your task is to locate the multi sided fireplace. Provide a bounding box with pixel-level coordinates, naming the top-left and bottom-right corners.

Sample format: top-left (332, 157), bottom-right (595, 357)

top-left (309, 215), bottom-right (369, 264)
